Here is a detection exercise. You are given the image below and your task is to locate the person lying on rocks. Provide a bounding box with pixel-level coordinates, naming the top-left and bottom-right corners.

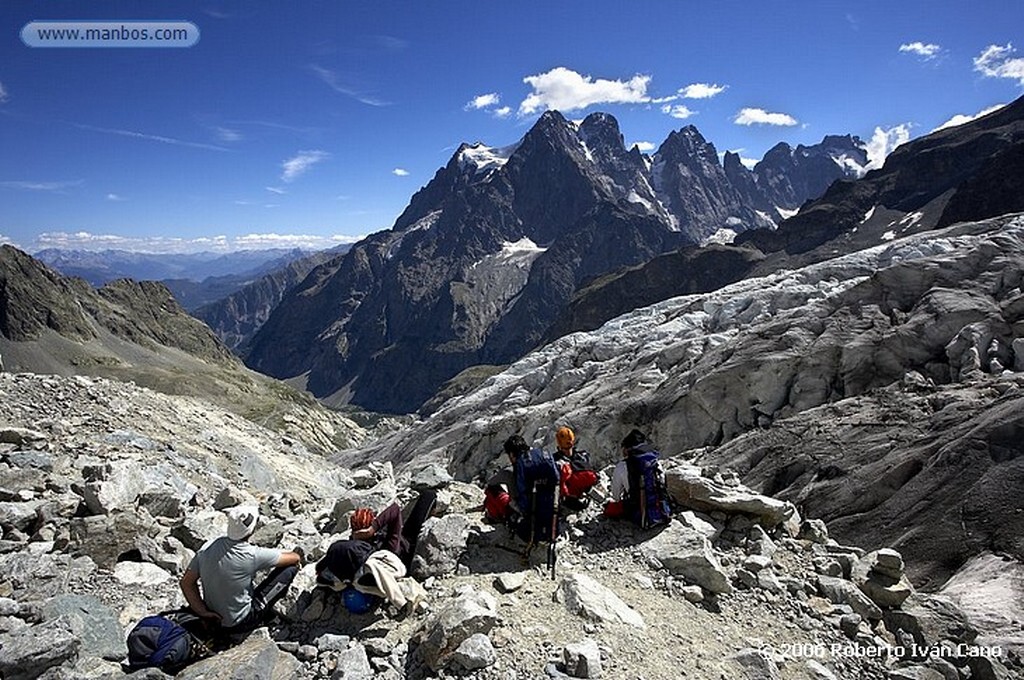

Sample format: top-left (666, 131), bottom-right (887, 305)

top-left (179, 505), bottom-right (302, 640)
top-left (315, 493), bottom-right (434, 615)
top-left (483, 435), bottom-right (560, 546)
top-left (603, 429), bottom-right (672, 529)
top-left (553, 426), bottom-right (599, 513)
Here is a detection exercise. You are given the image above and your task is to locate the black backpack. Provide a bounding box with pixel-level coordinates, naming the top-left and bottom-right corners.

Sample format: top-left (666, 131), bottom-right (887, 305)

top-left (126, 609), bottom-right (211, 671)
top-left (626, 444), bottom-right (672, 529)
top-left (513, 447), bottom-right (560, 544)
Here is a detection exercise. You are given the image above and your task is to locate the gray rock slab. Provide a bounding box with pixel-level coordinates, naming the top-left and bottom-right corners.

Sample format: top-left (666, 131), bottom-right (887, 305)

top-left (412, 588), bottom-right (498, 672)
top-left (41, 594), bottom-right (124, 661)
top-left (563, 638), bottom-right (602, 679)
top-left (664, 463), bottom-right (795, 526)
top-left (555, 573), bottom-right (645, 629)
top-left (0, 616), bottom-right (80, 680)
top-left (451, 633), bottom-right (496, 672)
top-left (411, 514), bottom-right (470, 579)
top-left (176, 634), bottom-right (301, 680)
top-left (640, 520), bottom-right (732, 594)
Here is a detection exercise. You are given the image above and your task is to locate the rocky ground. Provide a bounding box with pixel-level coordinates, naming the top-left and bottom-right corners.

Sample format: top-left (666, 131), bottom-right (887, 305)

top-left (1, 372), bottom-right (1020, 679)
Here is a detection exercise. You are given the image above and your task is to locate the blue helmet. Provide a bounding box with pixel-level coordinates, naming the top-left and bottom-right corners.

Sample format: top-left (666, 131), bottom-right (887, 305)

top-left (342, 587), bottom-right (374, 614)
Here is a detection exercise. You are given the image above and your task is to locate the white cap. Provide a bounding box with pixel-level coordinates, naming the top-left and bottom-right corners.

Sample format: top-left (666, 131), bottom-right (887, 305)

top-left (225, 505), bottom-right (259, 541)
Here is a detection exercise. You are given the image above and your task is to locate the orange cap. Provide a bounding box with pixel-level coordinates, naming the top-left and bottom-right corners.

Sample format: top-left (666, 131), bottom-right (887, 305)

top-left (350, 508), bottom-right (376, 531)
top-left (555, 427), bottom-right (575, 449)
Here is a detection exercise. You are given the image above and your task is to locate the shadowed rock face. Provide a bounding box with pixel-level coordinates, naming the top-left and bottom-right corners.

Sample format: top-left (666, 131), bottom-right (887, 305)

top-left (1, 244), bottom-right (233, 365)
top-left (0, 245), bottom-right (96, 342)
top-left (242, 109), bottom-right (864, 414)
top-left (193, 249), bottom-right (336, 354)
top-left (751, 135), bottom-right (867, 212)
top-left (245, 112), bottom-right (748, 414)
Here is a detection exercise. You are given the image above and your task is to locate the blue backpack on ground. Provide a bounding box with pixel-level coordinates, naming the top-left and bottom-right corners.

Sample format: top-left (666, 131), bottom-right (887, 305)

top-left (626, 443), bottom-right (672, 529)
top-left (126, 610), bottom-right (210, 671)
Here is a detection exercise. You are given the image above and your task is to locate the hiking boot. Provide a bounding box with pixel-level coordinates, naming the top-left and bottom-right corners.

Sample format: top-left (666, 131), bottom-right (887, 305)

top-left (315, 568), bottom-right (345, 591)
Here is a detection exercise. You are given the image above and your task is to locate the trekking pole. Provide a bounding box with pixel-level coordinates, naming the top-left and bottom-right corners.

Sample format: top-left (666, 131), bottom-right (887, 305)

top-left (524, 480), bottom-right (537, 564)
top-left (548, 486), bottom-right (559, 580)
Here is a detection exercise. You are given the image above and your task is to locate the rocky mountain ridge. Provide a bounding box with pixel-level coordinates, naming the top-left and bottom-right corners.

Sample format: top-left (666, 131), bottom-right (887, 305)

top-left (0, 371), bottom-right (1017, 679)
top-left (192, 249), bottom-right (338, 354)
top-left (0, 244), bottom-right (369, 456)
top-left (245, 111), bottom-right (862, 414)
top-left (554, 97), bottom-right (1024, 342)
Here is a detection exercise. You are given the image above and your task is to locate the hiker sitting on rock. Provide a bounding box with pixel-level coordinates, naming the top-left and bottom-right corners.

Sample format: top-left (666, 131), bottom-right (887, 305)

top-left (603, 429), bottom-right (672, 529)
top-left (553, 426), bottom-right (599, 513)
top-left (483, 435), bottom-right (560, 545)
top-left (179, 505), bottom-right (302, 637)
top-left (316, 493), bottom-right (434, 615)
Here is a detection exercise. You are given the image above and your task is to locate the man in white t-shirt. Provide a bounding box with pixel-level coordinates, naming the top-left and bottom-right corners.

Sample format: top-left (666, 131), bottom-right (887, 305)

top-left (180, 505), bottom-right (302, 634)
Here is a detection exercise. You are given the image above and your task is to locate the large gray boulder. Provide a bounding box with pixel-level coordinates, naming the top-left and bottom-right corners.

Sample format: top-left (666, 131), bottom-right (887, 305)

top-left (40, 594), bottom-right (124, 661)
top-left (411, 514), bottom-right (470, 579)
top-left (664, 463), bottom-right (796, 527)
top-left (0, 616), bottom-right (80, 680)
top-left (882, 592), bottom-right (976, 648)
top-left (411, 588), bottom-right (498, 672)
top-left (817, 575), bottom-right (883, 621)
top-left (176, 632), bottom-right (301, 679)
top-left (639, 520), bottom-right (732, 594)
top-left (555, 573), bottom-right (645, 629)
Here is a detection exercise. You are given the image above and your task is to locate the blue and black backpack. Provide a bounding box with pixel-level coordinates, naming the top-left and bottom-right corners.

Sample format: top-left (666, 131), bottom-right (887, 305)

top-left (626, 443), bottom-right (672, 529)
top-left (513, 447), bottom-right (560, 543)
top-left (126, 609), bottom-right (210, 671)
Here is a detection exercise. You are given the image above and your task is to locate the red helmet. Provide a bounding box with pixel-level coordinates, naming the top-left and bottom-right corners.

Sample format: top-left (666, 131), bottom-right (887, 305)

top-left (350, 508), bottom-right (375, 531)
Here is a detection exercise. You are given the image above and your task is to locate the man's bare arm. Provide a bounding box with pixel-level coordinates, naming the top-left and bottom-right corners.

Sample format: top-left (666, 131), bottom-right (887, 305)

top-left (179, 569), bottom-right (221, 621)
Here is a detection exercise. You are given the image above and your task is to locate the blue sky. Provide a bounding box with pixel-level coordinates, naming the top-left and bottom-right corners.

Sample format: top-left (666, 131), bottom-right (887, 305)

top-left (1, 1), bottom-right (1022, 253)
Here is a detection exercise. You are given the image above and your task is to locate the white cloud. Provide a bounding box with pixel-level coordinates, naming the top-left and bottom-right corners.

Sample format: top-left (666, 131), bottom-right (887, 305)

top-left (0, 234), bottom-right (16, 247)
top-left (865, 124), bottom-right (912, 171)
top-left (105, 193), bottom-right (125, 201)
top-left (974, 43), bottom-right (1024, 86)
top-left (899, 42), bottom-right (941, 60)
top-left (75, 124), bottom-right (228, 151)
top-left (392, 168), bottom-right (409, 177)
top-left (281, 150), bottom-right (330, 182)
top-left (679, 83), bottom-right (727, 99)
top-left (933, 103), bottom-right (1006, 132)
top-left (310, 64), bottom-right (390, 107)
top-left (0, 81), bottom-right (8, 103)
top-left (31, 230), bottom-right (362, 254)
top-left (216, 126), bottom-right (242, 142)
top-left (265, 186), bottom-right (287, 195)
top-left (0, 179), bottom-right (84, 192)
top-left (493, 106), bottom-right (512, 118)
top-left (466, 93), bottom-right (501, 110)
top-left (733, 108), bottom-right (798, 126)
top-left (662, 104), bottom-right (696, 120)
top-left (633, 141), bottom-right (656, 153)
top-left (518, 67), bottom-right (652, 116)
